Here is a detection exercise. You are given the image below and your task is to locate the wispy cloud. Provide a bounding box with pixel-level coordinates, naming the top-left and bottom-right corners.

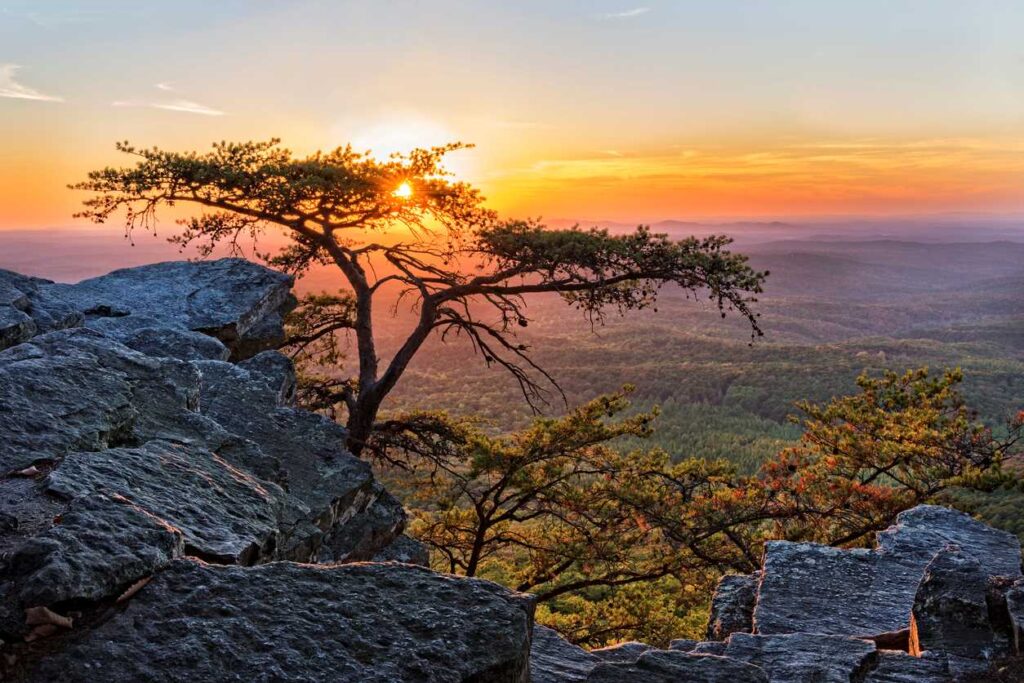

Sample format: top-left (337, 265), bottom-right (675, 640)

top-left (600, 7), bottom-right (650, 19)
top-left (0, 64), bottom-right (63, 102)
top-left (112, 83), bottom-right (225, 116)
top-left (153, 99), bottom-right (225, 116)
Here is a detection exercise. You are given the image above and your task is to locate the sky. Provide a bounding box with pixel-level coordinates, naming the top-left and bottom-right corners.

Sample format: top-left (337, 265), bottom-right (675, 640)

top-left (2, 0), bottom-right (1024, 230)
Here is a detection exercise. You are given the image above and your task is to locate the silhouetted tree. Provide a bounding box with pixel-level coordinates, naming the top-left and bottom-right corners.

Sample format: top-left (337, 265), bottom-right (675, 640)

top-left (75, 140), bottom-right (766, 453)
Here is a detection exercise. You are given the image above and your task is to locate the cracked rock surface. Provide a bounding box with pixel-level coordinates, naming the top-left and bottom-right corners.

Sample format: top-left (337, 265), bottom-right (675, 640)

top-left (530, 625), bottom-right (599, 683)
top-left (753, 505), bottom-right (1021, 639)
top-left (0, 259), bottom-right (449, 681)
top-left (42, 258), bottom-right (296, 359)
top-left (588, 650), bottom-right (768, 683)
top-left (21, 561), bottom-right (535, 683)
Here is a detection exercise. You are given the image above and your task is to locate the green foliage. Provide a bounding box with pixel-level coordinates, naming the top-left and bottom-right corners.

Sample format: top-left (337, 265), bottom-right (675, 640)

top-left (382, 294), bottom-right (1024, 462)
top-left (373, 389), bottom-right (671, 584)
top-left (758, 367), bottom-right (1021, 546)
top-left (376, 368), bottom-right (1018, 646)
top-left (476, 222), bottom-right (765, 333)
top-left (538, 576), bottom-right (709, 647)
top-left (616, 401), bottom-right (801, 473)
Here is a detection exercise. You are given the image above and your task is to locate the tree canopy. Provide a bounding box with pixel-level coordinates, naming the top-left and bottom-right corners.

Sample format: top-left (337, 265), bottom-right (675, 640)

top-left (75, 140), bottom-right (766, 452)
top-left (374, 368), bottom-right (1022, 645)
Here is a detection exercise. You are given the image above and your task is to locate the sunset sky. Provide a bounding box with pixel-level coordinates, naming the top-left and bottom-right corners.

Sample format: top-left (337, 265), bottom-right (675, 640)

top-left (2, 0), bottom-right (1024, 229)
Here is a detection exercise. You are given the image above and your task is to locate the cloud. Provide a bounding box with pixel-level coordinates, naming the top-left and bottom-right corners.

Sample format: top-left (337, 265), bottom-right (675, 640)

top-left (0, 64), bottom-right (63, 102)
top-left (600, 7), bottom-right (650, 19)
top-left (153, 99), bottom-right (225, 116)
top-left (112, 84), bottom-right (225, 116)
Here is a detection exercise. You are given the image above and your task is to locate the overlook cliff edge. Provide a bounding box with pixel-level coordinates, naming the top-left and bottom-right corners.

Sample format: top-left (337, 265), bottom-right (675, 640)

top-left (0, 258), bottom-right (1021, 682)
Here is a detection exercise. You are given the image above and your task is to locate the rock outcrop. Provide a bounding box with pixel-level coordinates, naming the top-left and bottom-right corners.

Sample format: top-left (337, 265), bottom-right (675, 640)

top-left (2, 257), bottom-right (1023, 682)
top-left (22, 561), bottom-right (535, 683)
top-left (528, 504), bottom-right (1024, 683)
top-left (0, 269), bottom-right (81, 350)
top-left (0, 259), bottom-right (533, 682)
top-left (43, 258), bottom-right (296, 360)
top-left (909, 546), bottom-right (1005, 659)
top-left (753, 505), bottom-right (1021, 640)
top-left (721, 632), bottom-right (878, 682)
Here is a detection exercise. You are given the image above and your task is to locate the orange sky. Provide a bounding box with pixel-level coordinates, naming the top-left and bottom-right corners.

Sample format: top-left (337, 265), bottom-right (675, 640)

top-left (2, 1), bottom-right (1024, 229)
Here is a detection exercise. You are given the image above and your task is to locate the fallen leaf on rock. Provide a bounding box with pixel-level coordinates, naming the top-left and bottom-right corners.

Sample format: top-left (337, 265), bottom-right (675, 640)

top-left (24, 606), bottom-right (72, 629)
top-left (117, 576), bottom-right (152, 603)
top-left (24, 624), bottom-right (58, 642)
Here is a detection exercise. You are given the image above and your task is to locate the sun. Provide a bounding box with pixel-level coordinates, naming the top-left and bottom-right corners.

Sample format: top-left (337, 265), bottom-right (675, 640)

top-left (337, 114), bottom-right (478, 181)
top-left (393, 181), bottom-right (413, 199)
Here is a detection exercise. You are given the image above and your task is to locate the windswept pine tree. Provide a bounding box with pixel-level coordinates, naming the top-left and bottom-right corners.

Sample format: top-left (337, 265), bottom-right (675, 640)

top-left (75, 140), bottom-right (766, 453)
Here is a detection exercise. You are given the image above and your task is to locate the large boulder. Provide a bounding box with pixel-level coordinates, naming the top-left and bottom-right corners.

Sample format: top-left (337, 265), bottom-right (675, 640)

top-left (109, 320), bottom-right (231, 361)
top-left (910, 546), bottom-right (1003, 659)
top-left (0, 327), bottom-right (265, 476)
top-left (880, 505), bottom-right (1022, 578)
top-left (0, 327), bottom-right (406, 634)
top-left (45, 440), bottom-right (287, 565)
top-left (754, 506), bottom-right (1022, 639)
top-left (0, 329), bottom-right (139, 475)
top-left (0, 261), bottom-right (404, 647)
top-left (42, 258), bottom-right (295, 360)
top-left (0, 493), bottom-right (183, 635)
top-left (14, 561), bottom-right (535, 683)
top-left (530, 625), bottom-right (599, 683)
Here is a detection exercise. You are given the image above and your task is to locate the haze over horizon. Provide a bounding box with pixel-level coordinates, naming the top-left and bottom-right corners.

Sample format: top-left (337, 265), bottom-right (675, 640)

top-left (3, 0), bottom-right (1024, 231)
